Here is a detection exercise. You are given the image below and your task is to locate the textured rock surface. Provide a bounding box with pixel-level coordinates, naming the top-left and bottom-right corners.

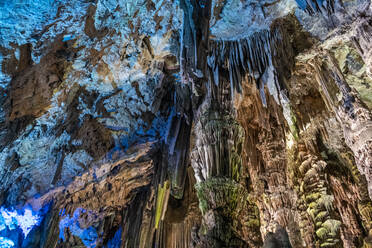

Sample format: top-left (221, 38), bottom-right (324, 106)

top-left (0, 0), bottom-right (372, 247)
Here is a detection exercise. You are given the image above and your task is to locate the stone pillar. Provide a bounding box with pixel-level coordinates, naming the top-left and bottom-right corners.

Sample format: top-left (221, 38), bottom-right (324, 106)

top-left (191, 107), bottom-right (248, 247)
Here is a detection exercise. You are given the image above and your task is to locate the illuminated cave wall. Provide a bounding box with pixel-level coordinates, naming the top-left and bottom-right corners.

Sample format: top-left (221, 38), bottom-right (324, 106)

top-left (0, 0), bottom-right (371, 247)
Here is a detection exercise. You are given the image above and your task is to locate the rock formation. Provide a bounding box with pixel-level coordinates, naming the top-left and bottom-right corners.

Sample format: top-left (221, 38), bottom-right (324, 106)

top-left (0, 0), bottom-right (371, 247)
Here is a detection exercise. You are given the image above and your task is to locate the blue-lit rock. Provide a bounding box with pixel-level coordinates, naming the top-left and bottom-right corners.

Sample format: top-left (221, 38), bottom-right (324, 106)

top-left (0, 0), bottom-right (181, 205)
top-left (210, 0), bottom-right (297, 39)
top-left (0, 207), bottom-right (41, 237)
top-left (59, 208), bottom-right (99, 248)
top-left (0, 237), bottom-right (15, 248)
top-left (105, 227), bottom-right (122, 248)
top-left (0, 205), bottom-right (47, 247)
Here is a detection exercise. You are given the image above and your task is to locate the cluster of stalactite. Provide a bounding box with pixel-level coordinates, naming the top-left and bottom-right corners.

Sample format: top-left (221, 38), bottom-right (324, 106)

top-left (182, 9), bottom-right (308, 247)
top-left (179, 1), bottom-right (372, 247)
top-left (60, 6), bottom-right (325, 247)
top-left (7, 1), bottom-right (372, 247)
top-left (294, 0), bottom-right (340, 17)
top-left (207, 25), bottom-right (293, 106)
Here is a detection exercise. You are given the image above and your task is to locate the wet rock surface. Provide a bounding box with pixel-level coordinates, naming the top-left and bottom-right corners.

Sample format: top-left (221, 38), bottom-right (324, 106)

top-left (0, 0), bottom-right (372, 247)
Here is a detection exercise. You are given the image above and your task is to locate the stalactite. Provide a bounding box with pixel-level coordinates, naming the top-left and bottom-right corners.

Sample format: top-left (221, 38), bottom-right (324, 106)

top-left (208, 30), bottom-right (278, 103)
top-left (191, 110), bottom-right (244, 182)
top-left (295, 0), bottom-right (338, 16)
top-left (207, 16), bottom-right (300, 109)
top-left (179, 0), bottom-right (212, 100)
top-left (164, 84), bottom-right (192, 199)
top-left (309, 53), bottom-right (372, 200)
